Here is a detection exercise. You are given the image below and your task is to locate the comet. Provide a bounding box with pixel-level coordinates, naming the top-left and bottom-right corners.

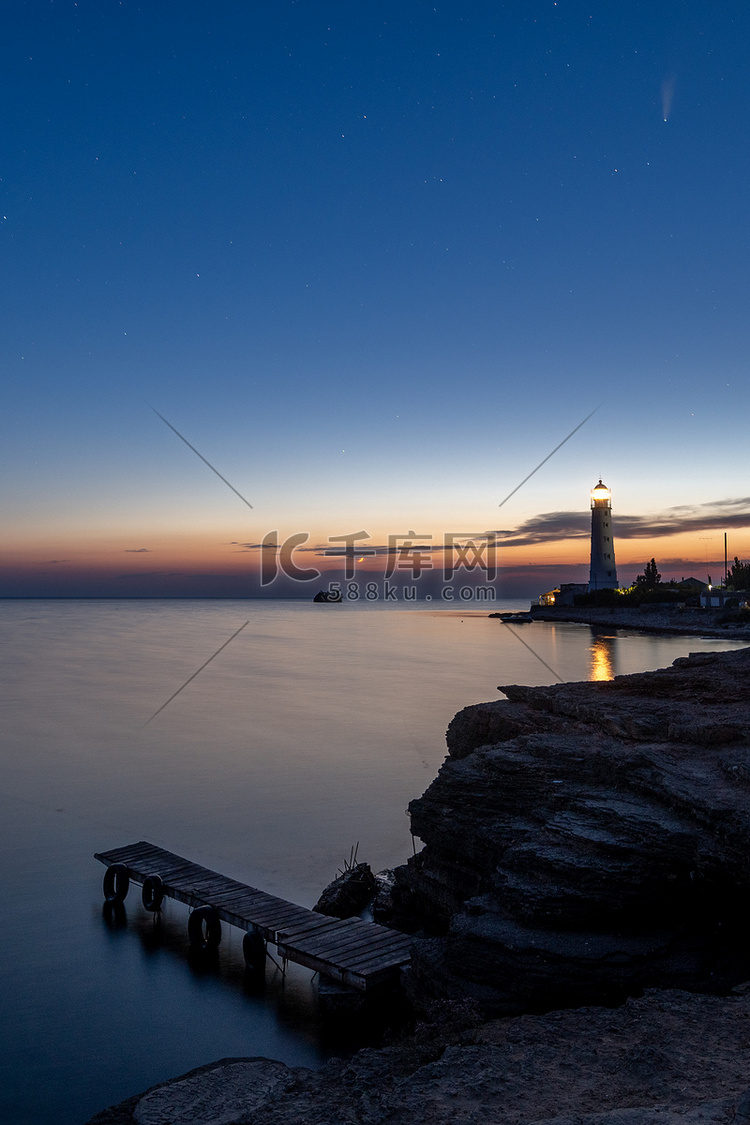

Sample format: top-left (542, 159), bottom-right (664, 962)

top-left (661, 75), bottom-right (675, 122)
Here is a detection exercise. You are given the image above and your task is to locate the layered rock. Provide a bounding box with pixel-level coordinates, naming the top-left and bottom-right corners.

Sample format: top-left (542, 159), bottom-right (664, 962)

top-left (391, 647), bottom-right (750, 1014)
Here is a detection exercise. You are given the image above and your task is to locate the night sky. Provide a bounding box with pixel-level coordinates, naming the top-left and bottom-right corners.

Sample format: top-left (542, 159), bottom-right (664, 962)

top-left (2, 1), bottom-right (748, 598)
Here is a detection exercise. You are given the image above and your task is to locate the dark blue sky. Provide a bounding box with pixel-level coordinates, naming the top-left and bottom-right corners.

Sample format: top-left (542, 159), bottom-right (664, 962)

top-left (2, 2), bottom-right (749, 596)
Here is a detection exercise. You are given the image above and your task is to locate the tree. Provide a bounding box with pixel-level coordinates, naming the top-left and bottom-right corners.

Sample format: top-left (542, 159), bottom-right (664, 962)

top-left (634, 558), bottom-right (661, 589)
top-left (727, 556), bottom-right (750, 590)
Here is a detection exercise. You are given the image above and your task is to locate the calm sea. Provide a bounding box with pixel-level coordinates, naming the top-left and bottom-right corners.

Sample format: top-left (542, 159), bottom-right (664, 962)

top-left (1, 598), bottom-right (746, 1124)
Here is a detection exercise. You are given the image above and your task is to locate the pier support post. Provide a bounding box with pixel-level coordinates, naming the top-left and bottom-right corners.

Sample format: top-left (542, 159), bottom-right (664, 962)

top-left (243, 930), bottom-right (266, 973)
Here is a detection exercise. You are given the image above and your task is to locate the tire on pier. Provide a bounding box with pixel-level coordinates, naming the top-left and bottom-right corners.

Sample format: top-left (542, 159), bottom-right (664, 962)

top-left (242, 930), bottom-right (266, 972)
top-left (103, 863), bottom-right (130, 904)
top-left (142, 874), bottom-right (164, 913)
top-left (188, 905), bottom-right (222, 950)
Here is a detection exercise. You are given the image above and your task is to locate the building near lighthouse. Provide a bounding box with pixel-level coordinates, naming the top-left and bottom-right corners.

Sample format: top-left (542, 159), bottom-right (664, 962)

top-left (589, 479), bottom-right (618, 592)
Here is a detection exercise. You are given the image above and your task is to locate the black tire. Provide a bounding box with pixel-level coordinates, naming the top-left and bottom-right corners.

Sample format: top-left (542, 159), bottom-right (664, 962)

top-left (243, 930), bottom-right (266, 971)
top-left (188, 905), bottom-right (221, 950)
top-left (142, 874), bottom-right (164, 912)
top-left (103, 863), bottom-right (130, 904)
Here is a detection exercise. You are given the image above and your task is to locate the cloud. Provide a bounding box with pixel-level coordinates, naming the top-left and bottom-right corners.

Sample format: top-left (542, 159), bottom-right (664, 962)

top-left (615, 498), bottom-right (750, 538)
top-left (226, 497), bottom-right (750, 559)
top-left (300, 534), bottom-right (504, 557)
top-left (125, 547), bottom-right (151, 553)
top-left (488, 513), bottom-right (590, 547)
top-left (485, 496), bottom-right (750, 548)
top-left (116, 570), bottom-right (172, 579)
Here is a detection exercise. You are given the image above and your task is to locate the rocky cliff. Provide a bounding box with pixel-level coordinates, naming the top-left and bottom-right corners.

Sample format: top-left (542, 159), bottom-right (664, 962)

top-left (391, 646), bottom-right (750, 1014)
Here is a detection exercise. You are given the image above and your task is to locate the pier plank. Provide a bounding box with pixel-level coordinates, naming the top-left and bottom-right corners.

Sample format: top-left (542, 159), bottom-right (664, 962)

top-left (334, 934), bottom-right (412, 962)
top-left (283, 919), bottom-right (378, 950)
top-left (97, 843), bottom-right (154, 866)
top-left (168, 872), bottom-right (224, 890)
top-left (337, 941), bottom-right (413, 972)
top-left (149, 864), bottom-right (197, 881)
top-left (276, 916), bottom-right (360, 942)
top-left (264, 907), bottom-right (320, 931)
top-left (241, 903), bottom-right (315, 929)
top-left (219, 892), bottom-right (292, 916)
top-left (146, 860), bottom-right (198, 879)
top-left (291, 928), bottom-right (387, 960)
top-left (204, 888), bottom-right (269, 910)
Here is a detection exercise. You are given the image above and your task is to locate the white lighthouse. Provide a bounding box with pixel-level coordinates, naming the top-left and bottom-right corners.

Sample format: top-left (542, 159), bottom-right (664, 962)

top-left (588, 479), bottom-right (618, 592)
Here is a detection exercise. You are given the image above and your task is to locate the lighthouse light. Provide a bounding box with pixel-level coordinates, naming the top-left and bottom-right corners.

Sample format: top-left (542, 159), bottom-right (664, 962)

top-left (590, 479), bottom-right (611, 508)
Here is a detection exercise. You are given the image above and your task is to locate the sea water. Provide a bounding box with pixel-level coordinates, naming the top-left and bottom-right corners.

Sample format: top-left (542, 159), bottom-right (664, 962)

top-left (0, 599), bottom-right (745, 1124)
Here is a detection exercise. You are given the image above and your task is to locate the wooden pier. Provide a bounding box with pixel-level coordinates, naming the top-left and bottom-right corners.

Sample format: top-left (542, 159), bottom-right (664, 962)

top-left (95, 841), bottom-right (412, 991)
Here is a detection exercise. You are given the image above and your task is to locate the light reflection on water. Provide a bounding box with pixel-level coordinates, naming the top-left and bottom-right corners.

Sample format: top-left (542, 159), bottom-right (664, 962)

top-left (0, 599), bottom-right (746, 1124)
top-left (590, 632), bottom-right (617, 680)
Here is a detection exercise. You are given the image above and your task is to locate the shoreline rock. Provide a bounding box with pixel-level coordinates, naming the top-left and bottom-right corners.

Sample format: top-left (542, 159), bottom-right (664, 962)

top-left (313, 862), bottom-right (377, 919)
top-left (527, 604), bottom-right (750, 639)
top-left (86, 987), bottom-right (750, 1124)
top-left (390, 646), bottom-right (750, 1014)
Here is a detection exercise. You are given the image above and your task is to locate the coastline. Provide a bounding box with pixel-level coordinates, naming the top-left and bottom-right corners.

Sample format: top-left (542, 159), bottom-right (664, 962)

top-left (527, 603), bottom-right (750, 640)
top-left (86, 643), bottom-right (750, 1125)
top-left (86, 987), bottom-right (750, 1125)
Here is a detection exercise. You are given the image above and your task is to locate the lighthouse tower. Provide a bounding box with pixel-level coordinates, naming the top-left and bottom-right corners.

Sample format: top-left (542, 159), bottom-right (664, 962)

top-left (588, 479), bottom-right (618, 592)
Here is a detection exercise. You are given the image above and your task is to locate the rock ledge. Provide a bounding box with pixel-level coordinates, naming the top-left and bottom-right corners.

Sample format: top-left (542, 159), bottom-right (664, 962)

top-left (391, 646), bottom-right (750, 1012)
top-left (87, 987), bottom-right (750, 1125)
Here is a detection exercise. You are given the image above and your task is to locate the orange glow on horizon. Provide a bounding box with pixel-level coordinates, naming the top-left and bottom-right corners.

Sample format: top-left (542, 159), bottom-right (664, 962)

top-left (2, 520), bottom-right (749, 591)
